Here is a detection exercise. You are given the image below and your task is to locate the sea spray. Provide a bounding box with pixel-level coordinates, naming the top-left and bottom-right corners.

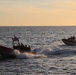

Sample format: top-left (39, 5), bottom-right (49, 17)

top-left (33, 44), bottom-right (76, 57)
top-left (23, 52), bottom-right (47, 58)
top-left (12, 49), bottom-right (47, 59)
top-left (33, 46), bottom-right (53, 56)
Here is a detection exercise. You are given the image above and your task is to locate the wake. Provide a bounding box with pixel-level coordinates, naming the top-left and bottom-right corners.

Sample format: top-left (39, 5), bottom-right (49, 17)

top-left (13, 49), bottom-right (47, 59)
top-left (12, 41), bottom-right (76, 59)
top-left (33, 41), bottom-right (76, 57)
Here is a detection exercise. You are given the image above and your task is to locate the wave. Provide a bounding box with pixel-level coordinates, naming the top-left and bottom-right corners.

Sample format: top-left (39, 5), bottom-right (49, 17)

top-left (11, 41), bottom-right (76, 59)
top-left (13, 49), bottom-right (47, 59)
top-left (33, 41), bottom-right (76, 57)
top-left (1, 41), bottom-right (76, 59)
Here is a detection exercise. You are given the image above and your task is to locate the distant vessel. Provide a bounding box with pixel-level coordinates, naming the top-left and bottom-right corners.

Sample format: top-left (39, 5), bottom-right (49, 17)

top-left (62, 36), bottom-right (76, 46)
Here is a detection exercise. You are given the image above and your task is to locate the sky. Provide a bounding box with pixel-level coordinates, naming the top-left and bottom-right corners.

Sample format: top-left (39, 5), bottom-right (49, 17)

top-left (0, 0), bottom-right (76, 26)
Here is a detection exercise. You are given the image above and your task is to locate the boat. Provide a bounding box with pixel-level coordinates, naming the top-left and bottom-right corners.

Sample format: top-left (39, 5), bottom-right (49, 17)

top-left (0, 45), bottom-right (16, 58)
top-left (62, 36), bottom-right (76, 46)
top-left (12, 35), bottom-right (31, 52)
top-left (0, 35), bottom-right (33, 59)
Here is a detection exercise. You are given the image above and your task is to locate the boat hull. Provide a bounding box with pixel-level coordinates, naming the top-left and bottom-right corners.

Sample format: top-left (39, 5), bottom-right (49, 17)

top-left (62, 39), bottom-right (76, 46)
top-left (0, 45), bottom-right (16, 58)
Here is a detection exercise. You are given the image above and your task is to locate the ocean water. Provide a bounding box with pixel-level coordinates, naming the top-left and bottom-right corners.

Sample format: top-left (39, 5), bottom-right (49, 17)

top-left (0, 26), bottom-right (76, 75)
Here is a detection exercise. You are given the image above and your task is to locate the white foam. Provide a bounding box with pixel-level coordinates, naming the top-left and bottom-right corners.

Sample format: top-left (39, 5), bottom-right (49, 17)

top-left (11, 41), bottom-right (76, 58)
top-left (12, 49), bottom-right (47, 59)
top-left (33, 46), bottom-right (53, 56)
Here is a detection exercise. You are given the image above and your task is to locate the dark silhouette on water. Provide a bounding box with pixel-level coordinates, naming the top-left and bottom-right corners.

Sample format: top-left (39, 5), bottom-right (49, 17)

top-left (0, 45), bottom-right (16, 58)
top-left (62, 36), bottom-right (76, 46)
top-left (0, 35), bottom-right (36, 59)
top-left (12, 35), bottom-right (31, 52)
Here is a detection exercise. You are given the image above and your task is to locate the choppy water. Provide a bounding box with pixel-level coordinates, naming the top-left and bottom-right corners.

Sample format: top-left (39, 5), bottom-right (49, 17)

top-left (0, 26), bottom-right (76, 75)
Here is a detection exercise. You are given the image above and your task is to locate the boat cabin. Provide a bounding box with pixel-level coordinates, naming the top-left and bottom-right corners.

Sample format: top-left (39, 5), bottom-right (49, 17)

top-left (12, 35), bottom-right (31, 52)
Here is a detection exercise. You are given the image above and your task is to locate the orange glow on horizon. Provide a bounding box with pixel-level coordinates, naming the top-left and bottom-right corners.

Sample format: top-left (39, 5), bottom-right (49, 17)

top-left (0, 0), bottom-right (76, 26)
